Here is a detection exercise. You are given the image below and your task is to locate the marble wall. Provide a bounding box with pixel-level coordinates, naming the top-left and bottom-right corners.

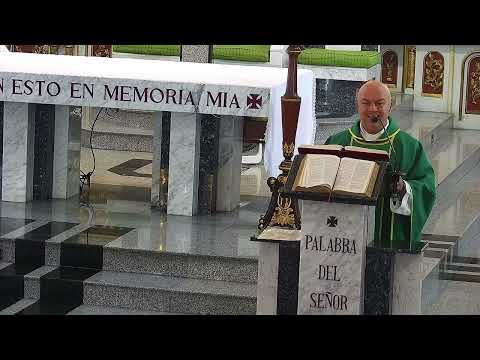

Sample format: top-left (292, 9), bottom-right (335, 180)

top-left (2, 102), bottom-right (35, 202)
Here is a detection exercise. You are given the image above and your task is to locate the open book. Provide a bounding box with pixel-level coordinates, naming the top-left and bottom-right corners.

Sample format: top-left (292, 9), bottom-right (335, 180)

top-left (293, 153), bottom-right (380, 198)
top-left (298, 144), bottom-right (389, 161)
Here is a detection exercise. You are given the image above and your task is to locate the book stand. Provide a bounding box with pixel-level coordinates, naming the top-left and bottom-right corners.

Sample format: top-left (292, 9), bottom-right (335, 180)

top-left (252, 152), bottom-right (427, 315)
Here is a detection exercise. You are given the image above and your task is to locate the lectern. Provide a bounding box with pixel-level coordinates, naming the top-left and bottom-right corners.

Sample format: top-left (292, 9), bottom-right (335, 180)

top-left (252, 150), bottom-right (387, 315)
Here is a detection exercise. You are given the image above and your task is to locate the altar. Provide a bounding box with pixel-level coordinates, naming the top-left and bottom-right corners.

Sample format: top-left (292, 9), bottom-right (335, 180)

top-left (0, 52), bottom-right (315, 215)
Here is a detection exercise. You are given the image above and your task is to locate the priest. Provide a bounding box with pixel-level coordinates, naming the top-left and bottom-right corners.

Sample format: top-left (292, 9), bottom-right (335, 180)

top-left (325, 80), bottom-right (436, 250)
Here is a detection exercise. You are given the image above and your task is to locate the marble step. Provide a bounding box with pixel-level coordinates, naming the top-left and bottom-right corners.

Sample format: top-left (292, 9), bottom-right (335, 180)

top-left (102, 246), bottom-right (258, 284)
top-left (0, 298), bottom-right (37, 315)
top-left (83, 270), bottom-right (257, 315)
top-left (19, 266), bottom-right (100, 315)
top-left (67, 304), bottom-right (177, 315)
top-left (0, 262), bottom-right (39, 311)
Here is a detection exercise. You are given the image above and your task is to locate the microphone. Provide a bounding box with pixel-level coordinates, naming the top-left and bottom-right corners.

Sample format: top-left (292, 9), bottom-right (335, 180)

top-left (375, 116), bottom-right (405, 206)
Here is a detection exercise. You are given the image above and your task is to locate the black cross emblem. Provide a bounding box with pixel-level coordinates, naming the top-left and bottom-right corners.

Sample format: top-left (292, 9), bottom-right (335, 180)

top-left (327, 216), bottom-right (338, 227)
top-left (247, 94), bottom-right (263, 109)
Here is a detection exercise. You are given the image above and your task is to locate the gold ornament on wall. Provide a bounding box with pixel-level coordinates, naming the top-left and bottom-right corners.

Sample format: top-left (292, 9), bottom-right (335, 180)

top-left (469, 61), bottom-right (480, 105)
top-left (422, 51), bottom-right (444, 97)
top-left (405, 46), bottom-right (416, 89)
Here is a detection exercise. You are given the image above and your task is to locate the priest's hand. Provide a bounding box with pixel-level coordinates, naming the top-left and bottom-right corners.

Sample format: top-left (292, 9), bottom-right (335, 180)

top-left (390, 175), bottom-right (407, 201)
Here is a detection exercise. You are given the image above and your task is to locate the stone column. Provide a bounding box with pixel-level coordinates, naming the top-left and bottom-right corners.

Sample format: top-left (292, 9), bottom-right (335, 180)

top-left (179, 45), bottom-right (219, 215)
top-left (2, 102), bottom-right (35, 202)
top-left (52, 105), bottom-right (81, 199)
top-left (181, 45), bottom-right (212, 63)
top-left (167, 112), bottom-right (201, 216)
top-left (216, 115), bottom-right (244, 212)
top-left (151, 111), bottom-right (170, 209)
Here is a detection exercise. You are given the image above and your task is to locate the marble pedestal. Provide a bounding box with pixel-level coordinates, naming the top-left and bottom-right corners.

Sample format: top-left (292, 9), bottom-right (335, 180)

top-left (253, 200), bottom-right (375, 315)
top-left (364, 245), bottom-right (426, 315)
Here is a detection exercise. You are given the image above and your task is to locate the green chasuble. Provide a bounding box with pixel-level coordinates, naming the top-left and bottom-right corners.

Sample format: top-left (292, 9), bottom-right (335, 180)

top-left (325, 117), bottom-right (436, 250)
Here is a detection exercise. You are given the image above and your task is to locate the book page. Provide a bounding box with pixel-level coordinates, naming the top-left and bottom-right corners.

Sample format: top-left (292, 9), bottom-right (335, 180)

top-left (333, 157), bottom-right (375, 195)
top-left (298, 144), bottom-right (344, 152)
top-left (345, 146), bottom-right (389, 157)
top-left (297, 154), bottom-right (340, 189)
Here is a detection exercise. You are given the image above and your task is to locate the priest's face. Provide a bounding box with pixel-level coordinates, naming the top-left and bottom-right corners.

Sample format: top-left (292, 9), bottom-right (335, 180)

top-left (357, 81), bottom-right (392, 134)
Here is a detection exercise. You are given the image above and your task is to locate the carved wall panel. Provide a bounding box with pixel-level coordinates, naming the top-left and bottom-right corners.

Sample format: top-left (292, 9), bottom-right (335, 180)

top-left (466, 54), bottom-right (480, 114)
top-left (422, 51), bottom-right (444, 97)
top-left (381, 50), bottom-right (398, 87)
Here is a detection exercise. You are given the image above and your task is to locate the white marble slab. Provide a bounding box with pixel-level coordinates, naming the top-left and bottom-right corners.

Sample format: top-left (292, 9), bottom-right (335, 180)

top-left (256, 241), bottom-right (279, 315)
top-left (298, 64), bottom-right (380, 81)
top-left (167, 112), bottom-right (201, 216)
top-left (2, 102), bottom-right (35, 202)
top-left (257, 227), bottom-right (303, 241)
top-left (325, 45), bottom-right (362, 51)
top-left (0, 52), bottom-right (316, 117)
top-left (52, 105), bottom-right (80, 199)
top-left (297, 201), bottom-right (373, 315)
top-left (391, 252), bottom-right (424, 315)
top-left (216, 115), bottom-right (243, 212)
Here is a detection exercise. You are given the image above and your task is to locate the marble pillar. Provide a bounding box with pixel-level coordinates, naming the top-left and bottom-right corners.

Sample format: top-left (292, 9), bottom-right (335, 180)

top-left (33, 104), bottom-right (55, 200)
top-left (151, 111), bottom-right (164, 207)
top-left (181, 45), bottom-right (212, 63)
top-left (2, 102), bottom-right (35, 202)
top-left (198, 115), bottom-right (219, 214)
top-left (0, 102), bottom-right (3, 192)
top-left (52, 105), bottom-right (81, 199)
top-left (256, 241), bottom-right (279, 315)
top-left (180, 46), bottom-right (218, 215)
top-left (254, 227), bottom-right (302, 315)
top-left (216, 116), bottom-right (244, 212)
top-left (167, 112), bottom-right (201, 216)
